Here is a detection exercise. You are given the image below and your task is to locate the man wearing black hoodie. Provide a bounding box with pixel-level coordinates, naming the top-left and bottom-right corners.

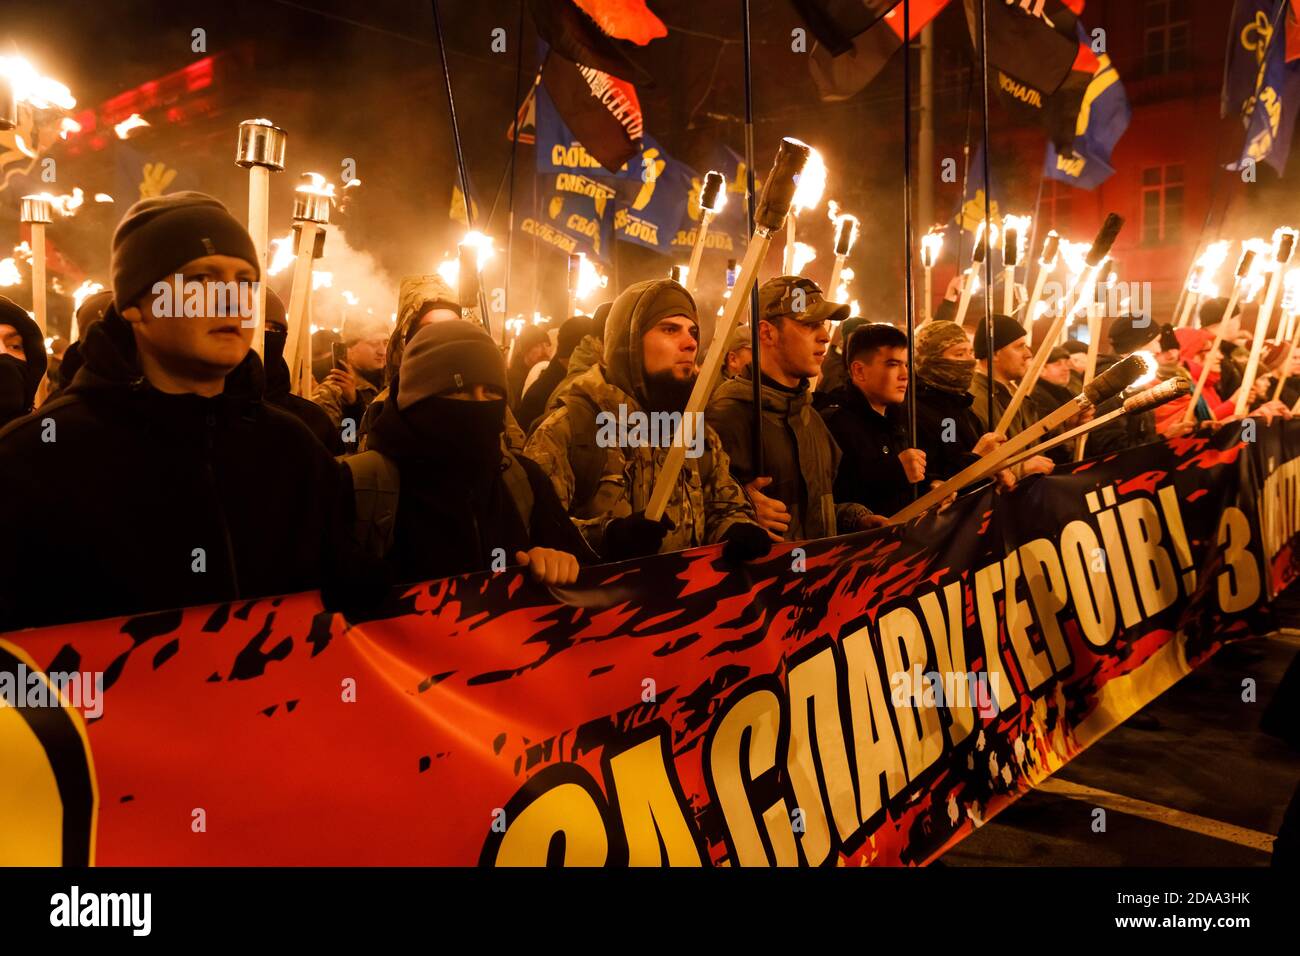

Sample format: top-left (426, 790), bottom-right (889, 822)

top-left (0, 296), bottom-right (48, 430)
top-left (0, 191), bottom-right (370, 631)
top-left (347, 321), bottom-right (593, 584)
top-left (518, 314), bottom-right (592, 433)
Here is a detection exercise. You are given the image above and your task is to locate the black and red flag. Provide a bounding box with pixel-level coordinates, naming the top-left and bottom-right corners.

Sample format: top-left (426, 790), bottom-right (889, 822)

top-left (530, 0), bottom-right (666, 173)
top-left (797, 0), bottom-right (952, 102)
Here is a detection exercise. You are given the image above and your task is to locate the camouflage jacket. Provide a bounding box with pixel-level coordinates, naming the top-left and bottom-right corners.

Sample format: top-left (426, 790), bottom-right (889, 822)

top-left (525, 364), bottom-right (758, 555)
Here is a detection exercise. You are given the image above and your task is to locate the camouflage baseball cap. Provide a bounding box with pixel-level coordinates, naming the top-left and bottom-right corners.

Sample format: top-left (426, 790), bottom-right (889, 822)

top-left (757, 276), bottom-right (850, 327)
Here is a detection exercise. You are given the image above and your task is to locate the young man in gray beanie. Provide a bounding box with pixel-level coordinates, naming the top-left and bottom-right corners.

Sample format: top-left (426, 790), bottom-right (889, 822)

top-left (0, 191), bottom-right (375, 630)
top-left (346, 321), bottom-right (593, 585)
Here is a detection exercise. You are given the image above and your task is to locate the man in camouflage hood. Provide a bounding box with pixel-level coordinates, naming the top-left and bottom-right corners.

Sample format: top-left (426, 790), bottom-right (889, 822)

top-left (525, 279), bottom-right (768, 562)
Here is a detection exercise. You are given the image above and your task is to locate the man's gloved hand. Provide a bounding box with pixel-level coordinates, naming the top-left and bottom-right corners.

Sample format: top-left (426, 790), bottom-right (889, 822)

top-left (721, 522), bottom-right (773, 564)
top-left (602, 512), bottom-right (673, 562)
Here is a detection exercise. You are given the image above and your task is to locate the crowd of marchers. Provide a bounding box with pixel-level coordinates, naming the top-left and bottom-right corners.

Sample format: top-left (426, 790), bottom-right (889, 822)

top-left (0, 190), bottom-right (1294, 632)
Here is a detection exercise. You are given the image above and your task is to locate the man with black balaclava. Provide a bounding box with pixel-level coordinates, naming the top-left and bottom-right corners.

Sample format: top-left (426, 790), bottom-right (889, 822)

top-left (346, 321), bottom-right (593, 585)
top-left (526, 279), bottom-right (768, 563)
top-left (0, 296), bottom-right (48, 429)
top-left (262, 289), bottom-right (340, 453)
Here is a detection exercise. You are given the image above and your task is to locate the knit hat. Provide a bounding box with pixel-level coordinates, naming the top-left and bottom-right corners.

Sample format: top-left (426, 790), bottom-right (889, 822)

top-left (1198, 296), bottom-right (1242, 328)
top-left (1108, 314), bottom-right (1160, 353)
top-left (111, 191), bottom-right (259, 310)
top-left (1047, 346), bottom-right (1071, 363)
top-left (972, 314), bottom-right (1026, 360)
top-left (1061, 340), bottom-right (1089, 355)
top-left (758, 275), bottom-right (850, 326)
top-left (397, 320), bottom-right (506, 409)
top-left (74, 290), bottom-right (114, 337)
top-left (1158, 324), bottom-right (1180, 353)
top-left (915, 320), bottom-right (967, 366)
top-left (264, 289), bottom-right (288, 332)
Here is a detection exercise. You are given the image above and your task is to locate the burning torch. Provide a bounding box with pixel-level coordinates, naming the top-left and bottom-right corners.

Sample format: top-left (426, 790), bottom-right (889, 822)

top-left (1184, 244), bottom-right (1258, 424)
top-left (1071, 214), bottom-right (1126, 389)
top-left (1234, 226), bottom-right (1297, 416)
top-left (686, 171), bottom-right (726, 297)
top-left (827, 212), bottom-right (859, 307)
top-left (953, 219), bottom-right (998, 328)
top-left (235, 119), bottom-right (287, 358)
top-left (1272, 269), bottom-right (1300, 404)
top-left (647, 137), bottom-right (811, 522)
top-left (781, 146), bottom-right (825, 275)
top-left (1176, 240), bottom-right (1229, 329)
top-left (566, 253), bottom-right (582, 318)
top-left (1001, 214), bottom-right (1030, 317)
top-left (1022, 230), bottom-right (1060, 338)
top-left (919, 227), bottom-right (944, 325)
top-left (284, 174), bottom-right (333, 396)
top-left (19, 195), bottom-right (52, 335)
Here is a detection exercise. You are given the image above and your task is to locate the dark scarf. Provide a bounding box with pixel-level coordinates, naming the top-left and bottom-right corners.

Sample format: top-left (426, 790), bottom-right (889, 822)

top-left (918, 356), bottom-right (976, 395)
top-left (368, 394), bottom-right (507, 476)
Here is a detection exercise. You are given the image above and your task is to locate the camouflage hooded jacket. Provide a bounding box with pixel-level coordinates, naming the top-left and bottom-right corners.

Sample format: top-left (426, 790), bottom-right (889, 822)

top-left (525, 279), bottom-right (757, 554)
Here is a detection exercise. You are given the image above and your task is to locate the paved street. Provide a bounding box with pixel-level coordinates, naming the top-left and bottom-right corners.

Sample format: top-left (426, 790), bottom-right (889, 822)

top-left (944, 631), bottom-right (1300, 866)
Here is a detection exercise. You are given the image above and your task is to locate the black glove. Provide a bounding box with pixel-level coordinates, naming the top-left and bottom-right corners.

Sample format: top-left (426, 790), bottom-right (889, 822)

top-left (0, 354), bottom-right (29, 427)
top-left (602, 512), bottom-right (673, 562)
top-left (721, 522), bottom-right (773, 564)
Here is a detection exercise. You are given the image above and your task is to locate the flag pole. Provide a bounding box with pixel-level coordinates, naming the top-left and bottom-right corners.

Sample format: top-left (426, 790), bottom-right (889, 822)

top-left (742, 0), bottom-right (764, 477)
top-left (903, 0), bottom-right (918, 466)
top-left (431, 0), bottom-right (493, 334)
top-left (502, 0), bottom-right (527, 347)
top-left (977, 0), bottom-right (995, 433)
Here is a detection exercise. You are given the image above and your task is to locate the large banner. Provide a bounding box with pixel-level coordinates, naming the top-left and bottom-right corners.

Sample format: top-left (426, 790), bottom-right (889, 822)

top-left (3, 423), bottom-right (1298, 866)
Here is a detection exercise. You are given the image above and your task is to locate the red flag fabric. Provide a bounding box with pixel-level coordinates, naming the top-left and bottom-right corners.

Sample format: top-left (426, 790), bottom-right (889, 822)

top-left (542, 51), bottom-right (644, 173)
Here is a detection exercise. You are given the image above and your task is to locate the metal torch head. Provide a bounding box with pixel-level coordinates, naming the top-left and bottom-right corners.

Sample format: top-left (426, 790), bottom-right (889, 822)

top-left (755, 138), bottom-right (812, 234)
top-left (458, 243), bottom-right (481, 309)
top-left (1236, 246), bottom-right (1257, 278)
top-left (1086, 213), bottom-right (1125, 267)
top-left (1273, 227), bottom-right (1297, 266)
top-left (834, 214), bottom-right (859, 257)
top-left (20, 195), bottom-right (54, 225)
top-left (1082, 353), bottom-right (1146, 407)
top-left (235, 119), bottom-right (287, 170)
top-left (567, 253), bottom-right (583, 294)
top-left (1040, 231), bottom-right (1061, 267)
top-left (700, 170), bottom-right (725, 213)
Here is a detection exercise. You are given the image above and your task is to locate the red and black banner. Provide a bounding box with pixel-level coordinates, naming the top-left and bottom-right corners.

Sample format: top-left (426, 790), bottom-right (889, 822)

top-left (2, 422), bottom-right (1297, 865)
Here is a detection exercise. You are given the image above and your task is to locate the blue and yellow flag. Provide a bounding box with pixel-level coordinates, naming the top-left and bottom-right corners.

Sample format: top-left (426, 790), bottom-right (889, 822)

top-left (1044, 24), bottom-right (1130, 191)
top-left (1224, 0), bottom-right (1300, 174)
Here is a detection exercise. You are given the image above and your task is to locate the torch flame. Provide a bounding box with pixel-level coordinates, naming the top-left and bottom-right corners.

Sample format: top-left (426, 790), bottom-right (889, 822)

top-left (836, 266), bottom-right (855, 304)
top-left (459, 231), bottom-right (496, 271)
top-left (341, 290), bottom-right (359, 306)
top-left (1284, 269), bottom-right (1300, 314)
top-left (25, 189), bottom-right (85, 216)
top-left (312, 271), bottom-right (333, 291)
top-left (72, 279), bottom-right (104, 312)
top-left (0, 55), bottom-right (76, 110)
top-left (436, 256), bottom-right (458, 292)
top-left (1129, 350), bottom-right (1160, 390)
top-left (59, 117), bottom-right (82, 139)
top-left (1057, 239), bottom-right (1090, 277)
top-left (1191, 240), bottom-right (1230, 282)
top-left (575, 254), bottom-right (608, 302)
top-left (790, 241), bottom-right (817, 275)
top-left (1001, 214), bottom-right (1031, 262)
top-left (920, 227), bottom-right (944, 269)
top-left (1240, 237), bottom-right (1273, 303)
top-left (791, 146), bottom-right (826, 214)
top-left (297, 172), bottom-right (337, 198)
top-left (0, 259), bottom-right (21, 287)
top-left (94, 193), bottom-right (114, 203)
top-left (114, 113), bottom-right (150, 139)
top-left (267, 232), bottom-right (296, 276)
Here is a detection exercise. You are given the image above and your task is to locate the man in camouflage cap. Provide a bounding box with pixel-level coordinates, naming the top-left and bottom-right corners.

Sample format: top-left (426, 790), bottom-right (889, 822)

top-left (707, 276), bottom-right (882, 542)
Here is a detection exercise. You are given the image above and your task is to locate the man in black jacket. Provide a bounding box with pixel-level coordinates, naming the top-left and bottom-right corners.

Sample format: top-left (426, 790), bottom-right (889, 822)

top-left (0, 296), bottom-right (48, 430)
top-left (0, 191), bottom-right (371, 631)
top-left (910, 320), bottom-right (1011, 488)
top-left (518, 314), bottom-right (592, 433)
top-left (348, 321), bottom-right (594, 585)
top-left (262, 289), bottom-right (341, 453)
top-left (823, 323), bottom-right (927, 517)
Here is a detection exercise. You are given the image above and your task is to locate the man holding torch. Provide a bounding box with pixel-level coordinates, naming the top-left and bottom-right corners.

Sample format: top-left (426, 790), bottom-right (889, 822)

top-left (706, 277), bottom-right (884, 542)
top-left (525, 278), bottom-right (769, 562)
top-left (968, 314), bottom-right (1056, 477)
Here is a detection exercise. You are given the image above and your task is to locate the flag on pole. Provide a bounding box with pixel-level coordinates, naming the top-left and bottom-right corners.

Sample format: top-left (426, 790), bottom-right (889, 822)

top-left (1045, 24), bottom-right (1131, 190)
top-left (1224, 0), bottom-right (1300, 175)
